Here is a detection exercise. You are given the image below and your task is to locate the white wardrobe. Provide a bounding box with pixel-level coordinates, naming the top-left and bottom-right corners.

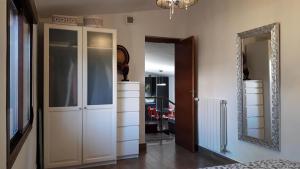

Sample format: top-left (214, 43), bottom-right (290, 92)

top-left (44, 24), bottom-right (117, 168)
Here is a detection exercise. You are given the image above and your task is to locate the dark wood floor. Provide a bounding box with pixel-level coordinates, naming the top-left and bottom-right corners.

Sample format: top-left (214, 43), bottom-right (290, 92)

top-left (87, 142), bottom-right (235, 169)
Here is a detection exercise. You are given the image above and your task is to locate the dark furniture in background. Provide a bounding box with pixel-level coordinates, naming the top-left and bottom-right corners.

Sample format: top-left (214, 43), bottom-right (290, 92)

top-left (156, 77), bottom-right (169, 110)
top-left (145, 76), bottom-right (176, 143)
top-left (145, 76), bottom-right (156, 97)
top-left (145, 76), bottom-right (169, 114)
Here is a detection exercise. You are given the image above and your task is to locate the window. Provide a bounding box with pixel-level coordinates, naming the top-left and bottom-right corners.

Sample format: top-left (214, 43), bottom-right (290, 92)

top-left (6, 0), bottom-right (35, 168)
top-left (8, 2), bottom-right (19, 139)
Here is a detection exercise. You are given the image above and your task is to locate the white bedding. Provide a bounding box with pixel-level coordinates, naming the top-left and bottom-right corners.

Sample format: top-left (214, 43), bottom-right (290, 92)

top-left (201, 159), bottom-right (300, 169)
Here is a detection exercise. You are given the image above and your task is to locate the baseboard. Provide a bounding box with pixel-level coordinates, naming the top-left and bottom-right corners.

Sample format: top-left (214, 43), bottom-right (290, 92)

top-left (117, 154), bottom-right (139, 160)
top-left (198, 146), bottom-right (238, 164)
top-left (55, 160), bottom-right (117, 169)
top-left (139, 143), bottom-right (147, 153)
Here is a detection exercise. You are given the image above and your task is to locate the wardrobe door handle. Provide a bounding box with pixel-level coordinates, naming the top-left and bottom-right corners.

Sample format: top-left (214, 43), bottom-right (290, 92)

top-left (79, 107), bottom-right (82, 110)
top-left (84, 107), bottom-right (87, 109)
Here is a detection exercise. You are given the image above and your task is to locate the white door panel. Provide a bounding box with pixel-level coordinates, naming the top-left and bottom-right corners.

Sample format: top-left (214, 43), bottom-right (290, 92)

top-left (83, 109), bottom-right (115, 163)
top-left (45, 111), bottom-right (82, 168)
top-left (82, 27), bottom-right (117, 164)
top-left (44, 24), bottom-right (83, 168)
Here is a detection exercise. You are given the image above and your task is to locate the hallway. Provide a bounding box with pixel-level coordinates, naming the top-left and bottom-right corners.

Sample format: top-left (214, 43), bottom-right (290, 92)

top-left (88, 142), bottom-right (234, 169)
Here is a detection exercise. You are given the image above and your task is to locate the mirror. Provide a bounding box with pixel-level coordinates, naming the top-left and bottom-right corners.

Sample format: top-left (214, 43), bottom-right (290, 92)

top-left (236, 23), bottom-right (280, 151)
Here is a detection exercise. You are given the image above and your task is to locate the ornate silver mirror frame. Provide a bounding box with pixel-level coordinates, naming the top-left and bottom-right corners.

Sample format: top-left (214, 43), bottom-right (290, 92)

top-left (236, 23), bottom-right (280, 151)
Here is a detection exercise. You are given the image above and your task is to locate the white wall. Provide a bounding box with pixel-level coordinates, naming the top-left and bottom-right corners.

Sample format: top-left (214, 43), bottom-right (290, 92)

top-left (187, 0), bottom-right (300, 163)
top-left (0, 0), bottom-right (7, 168)
top-left (0, 0), bottom-right (38, 166)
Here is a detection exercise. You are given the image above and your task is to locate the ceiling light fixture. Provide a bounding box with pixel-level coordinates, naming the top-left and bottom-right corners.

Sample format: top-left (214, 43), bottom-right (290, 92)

top-left (156, 0), bottom-right (198, 20)
top-left (157, 83), bottom-right (167, 86)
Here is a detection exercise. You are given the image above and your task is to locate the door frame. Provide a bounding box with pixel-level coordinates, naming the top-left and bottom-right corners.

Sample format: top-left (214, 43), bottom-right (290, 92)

top-left (145, 36), bottom-right (181, 44)
top-left (144, 36), bottom-right (198, 152)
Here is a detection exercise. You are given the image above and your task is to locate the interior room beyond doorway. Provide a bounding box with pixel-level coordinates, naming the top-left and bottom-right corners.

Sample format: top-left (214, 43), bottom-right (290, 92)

top-left (144, 41), bottom-right (176, 145)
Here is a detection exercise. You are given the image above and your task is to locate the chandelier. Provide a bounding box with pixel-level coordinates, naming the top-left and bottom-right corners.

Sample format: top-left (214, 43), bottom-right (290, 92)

top-left (156, 0), bottom-right (198, 20)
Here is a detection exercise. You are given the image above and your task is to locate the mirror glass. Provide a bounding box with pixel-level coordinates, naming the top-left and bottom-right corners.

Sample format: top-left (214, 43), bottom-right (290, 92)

top-left (242, 33), bottom-right (271, 142)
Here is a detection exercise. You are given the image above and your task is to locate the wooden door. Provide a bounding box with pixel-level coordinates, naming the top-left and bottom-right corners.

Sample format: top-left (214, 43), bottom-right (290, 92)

top-left (175, 36), bottom-right (197, 152)
top-left (82, 27), bottom-right (117, 164)
top-left (44, 24), bottom-right (83, 168)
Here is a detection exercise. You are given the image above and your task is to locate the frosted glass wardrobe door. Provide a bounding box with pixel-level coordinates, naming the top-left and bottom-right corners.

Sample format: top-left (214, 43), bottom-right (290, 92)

top-left (48, 29), bottom-right (79, 108)
top-left (44, 24), bottom-right (83, 168)
top-left (87, 32), bottom-right (113, 105)
top-left (82, 27), bottom-right (117, 164)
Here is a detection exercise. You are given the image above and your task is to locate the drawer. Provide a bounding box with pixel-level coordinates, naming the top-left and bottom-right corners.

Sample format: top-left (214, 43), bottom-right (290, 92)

top-left (245, 94), bottom-right (263, 106)
top-left (117, 98), bottom-right (139, 112)
top-left (245, 88), bottom-right (263, 94)
top-left (247, 117), bottom-right (265, 129)
top-left (118, 83), bottom-right (140, 91)
top-left (117, 126), bottom-right (139, 141)
top-left (246, 106), bottom-right (264, 117)
top-left (247, 128), bottom-right (265, 140)
top-left (117, 112), bottom-right (139, 127)
top-left (117, 140), bottom-right (139, 157)
top-left (244, 81), bottom-right (263, 88)
top-left (118, 91), bottom-right (139, 98)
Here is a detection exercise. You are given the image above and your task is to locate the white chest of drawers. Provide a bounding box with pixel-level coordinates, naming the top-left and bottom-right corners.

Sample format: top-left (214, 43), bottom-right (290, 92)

top-left (117, 82), bottom-right (140, 159)
top-left (243, 80), bottom-right (265, 140)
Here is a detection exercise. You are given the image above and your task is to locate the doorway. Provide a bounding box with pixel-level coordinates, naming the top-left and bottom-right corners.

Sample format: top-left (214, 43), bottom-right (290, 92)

top-left (144, 36), bottom-right (197, 152)
top-left (145, 41), bottom-right (176, 145)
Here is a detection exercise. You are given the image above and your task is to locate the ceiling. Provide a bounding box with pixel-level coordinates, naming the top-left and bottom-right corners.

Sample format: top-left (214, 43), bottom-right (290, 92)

top-left (145, 42), bottom-right (175, 76)
top-left (35, 0), bottom-right (159, 17)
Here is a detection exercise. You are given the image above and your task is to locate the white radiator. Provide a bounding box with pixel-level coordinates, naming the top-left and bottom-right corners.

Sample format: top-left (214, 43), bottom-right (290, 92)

top-left (198, 98), bottom-right (227, 153)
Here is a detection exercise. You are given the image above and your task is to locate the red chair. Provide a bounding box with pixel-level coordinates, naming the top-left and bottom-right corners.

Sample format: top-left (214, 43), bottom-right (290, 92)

top-left (147, 106), bottom-right (159, 120)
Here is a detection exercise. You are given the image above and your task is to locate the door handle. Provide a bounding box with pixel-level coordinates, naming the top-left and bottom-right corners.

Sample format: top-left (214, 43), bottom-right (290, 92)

top-left (84, 107), bottom-right (87, 109)
top-left (79, 107), bottom-right (82, 110)
top-left (194, 97), bottom-right (199, 102)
